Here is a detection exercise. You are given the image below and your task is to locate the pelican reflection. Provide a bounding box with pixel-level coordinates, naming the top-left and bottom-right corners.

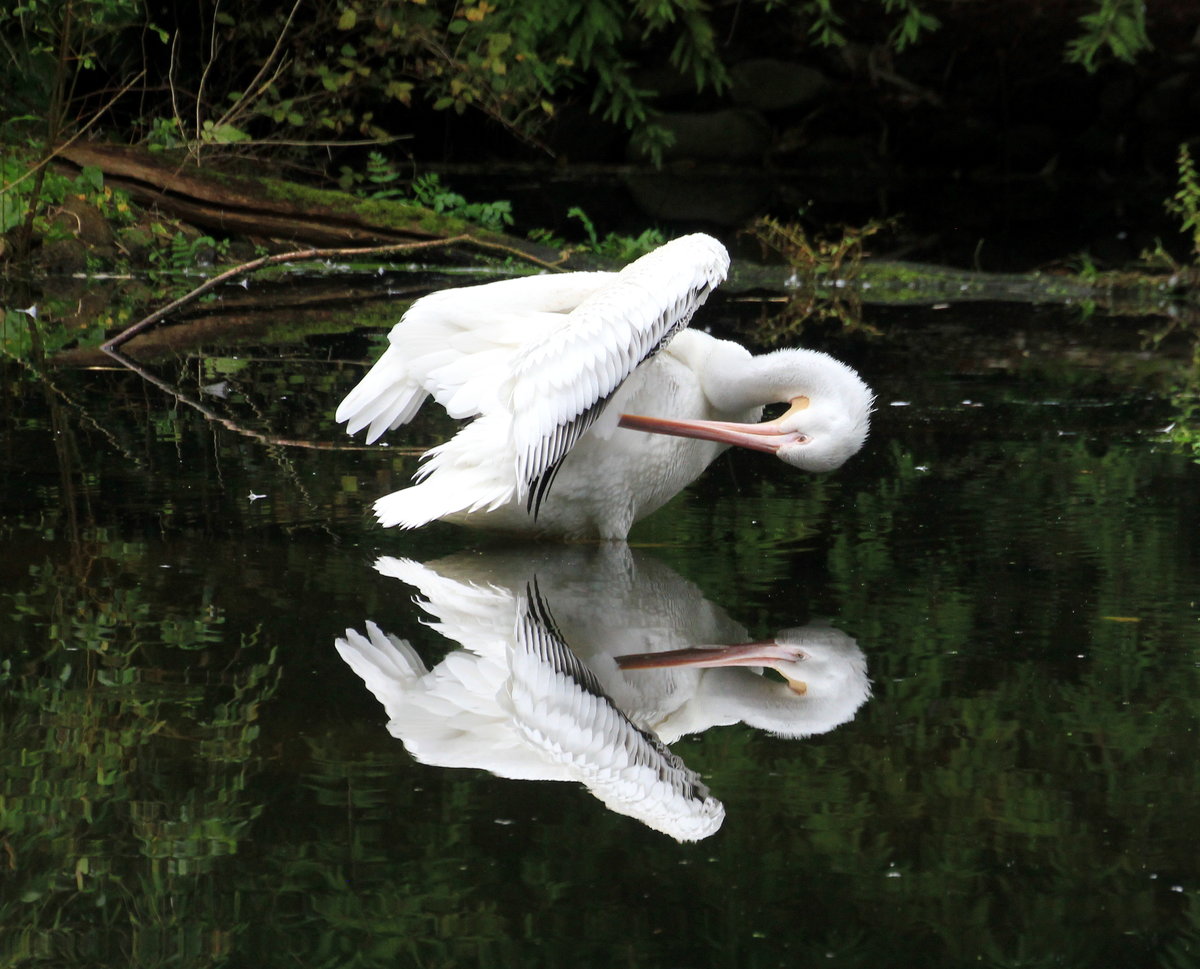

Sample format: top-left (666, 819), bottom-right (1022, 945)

top-left (335, 546), bottom-right (869, 841)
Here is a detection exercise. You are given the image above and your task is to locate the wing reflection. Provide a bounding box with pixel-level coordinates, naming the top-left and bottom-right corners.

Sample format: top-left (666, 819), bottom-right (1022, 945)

top-left (335, 546), bottom-right (870, 841)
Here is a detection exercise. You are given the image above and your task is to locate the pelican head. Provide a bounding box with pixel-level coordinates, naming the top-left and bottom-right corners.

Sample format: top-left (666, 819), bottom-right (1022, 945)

top-left (770, 391), bottom-right (872, 473)
top-left (615, 624), bottom-right (871, 739)
top-left (619, 346), bottom-right (874, 474)
top-left (615, 626), bottom-right (865, 694)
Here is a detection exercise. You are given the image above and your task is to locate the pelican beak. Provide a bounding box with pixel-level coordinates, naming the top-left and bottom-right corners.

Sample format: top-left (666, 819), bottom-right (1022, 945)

top-left (616, 640), bottom-right (802, 669)
top-left (618, 397), bottom-right (810, 454)
top-left (617, 641), bottom-right (809, 694)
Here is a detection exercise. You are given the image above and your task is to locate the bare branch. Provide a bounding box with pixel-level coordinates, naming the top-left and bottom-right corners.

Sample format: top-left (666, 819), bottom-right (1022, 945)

top-left (101, 346), bottom-right (422, 454)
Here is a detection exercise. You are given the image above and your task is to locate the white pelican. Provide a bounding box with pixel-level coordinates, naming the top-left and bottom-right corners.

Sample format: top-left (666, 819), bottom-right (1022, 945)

top-left (334, 547), bottom-right (871, 839)
top-left (335, 233), bottom-right (874, 539)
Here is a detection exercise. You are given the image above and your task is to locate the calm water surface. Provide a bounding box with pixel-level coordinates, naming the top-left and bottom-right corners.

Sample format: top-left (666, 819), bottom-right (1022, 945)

top-left (2, 286), bottom-right (1198, 969)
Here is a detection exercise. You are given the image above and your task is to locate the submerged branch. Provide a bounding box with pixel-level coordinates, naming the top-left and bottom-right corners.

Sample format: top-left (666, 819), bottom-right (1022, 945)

top-left (100, 345), bottom-right (425, 455)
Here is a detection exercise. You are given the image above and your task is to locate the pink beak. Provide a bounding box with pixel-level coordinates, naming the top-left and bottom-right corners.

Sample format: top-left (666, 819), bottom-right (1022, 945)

top-left (618, 397), bottom-right (810, 453)
top-left (616, 640), bottom-right (811, 694)
top-left (615, 640), bottom-right (805, 671)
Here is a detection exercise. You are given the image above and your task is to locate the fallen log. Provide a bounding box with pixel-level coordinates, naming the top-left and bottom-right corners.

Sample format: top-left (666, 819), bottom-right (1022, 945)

top-left (54, 142), bottom-right (565, 262)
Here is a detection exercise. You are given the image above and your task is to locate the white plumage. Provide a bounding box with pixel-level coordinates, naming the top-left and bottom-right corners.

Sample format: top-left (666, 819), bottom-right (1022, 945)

top-left (335, 553), bottom-right (726, 841)
top-left (334, 547), bottom-right (872, 841)
top-left (335, 233), bottom-right (874, 540)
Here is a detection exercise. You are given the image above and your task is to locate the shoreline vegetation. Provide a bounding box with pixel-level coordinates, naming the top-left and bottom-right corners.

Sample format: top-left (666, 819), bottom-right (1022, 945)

top-left (2, 141), bottom-right (1196, 359)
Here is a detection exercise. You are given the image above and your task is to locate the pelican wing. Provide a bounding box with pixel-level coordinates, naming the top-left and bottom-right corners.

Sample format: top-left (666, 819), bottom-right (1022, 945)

top-left (338, 234), bottom-right (730, 530)
top-left (334, 621), bottom-right (427, 723)
top-left (508, 233), bottom-right (729, 512)
top-left (508, 583), bottom-right (725, 841)
top-left (336, 272), bottom-right (616, 443)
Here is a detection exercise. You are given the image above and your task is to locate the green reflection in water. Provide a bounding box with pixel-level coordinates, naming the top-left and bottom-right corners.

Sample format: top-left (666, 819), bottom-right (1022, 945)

top-left (1, 296), bottom-right (1198, 969)
top-left (1, 582), bottom-right (278, 965)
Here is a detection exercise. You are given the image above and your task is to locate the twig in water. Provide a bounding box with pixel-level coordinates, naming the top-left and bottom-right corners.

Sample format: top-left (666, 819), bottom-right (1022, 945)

top-left (100, 346), bottom-right (426, 454)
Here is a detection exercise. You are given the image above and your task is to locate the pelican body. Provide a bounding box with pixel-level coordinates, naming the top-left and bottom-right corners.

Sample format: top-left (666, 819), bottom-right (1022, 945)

top-left (336, 233), bottom-right (873, 540)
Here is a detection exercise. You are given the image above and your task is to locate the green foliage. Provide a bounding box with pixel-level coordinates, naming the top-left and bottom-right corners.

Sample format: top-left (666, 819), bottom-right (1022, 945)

top-left (148, 0), bottom-right (737, 157)
top-left (525, 207), bottom-right (666, 259)
top-left (409, 172), bottom-right (513, 233)
top-left (1, 304), bottom-right (109, 359)
top-left (0, 158), bottom-right (33, 237)
top-left (1165, 344), bottom-right (1200, 465)
top-left (1064, 0), bottom-right (1151, 70)
top-left (1, 154), bottom-right (132, 240)
top-left (142, 115), bottom-right (185, 151)
top-left (0, 0), bottom-right (1165, 181)
top-left (565, 206), bottom-right (666, 260)
top-left (752, 214), bottom-right (891, 277)
top-left (0, 0), bottom-right (164, 116)
top-left (340, 154), bottom-right (514, 232)
top-left (881, 0), bottom-right (941, 52)
top-left (797, 0), bottom-right (939, 52)
top-left (803, 0), bottom-right (849, 46)
top-left (145, 230), bottom-right (230, 279)
top-left (0, 307), bottom-right (44, 359)
top-left (749, 214), bottom-right (893, 335)
top-left (360, 151), bottom-right (407, 199)
top-left (1165, 143), bottom-right (1200, 260)
top-left (0, 590), bottom-right (279, 963)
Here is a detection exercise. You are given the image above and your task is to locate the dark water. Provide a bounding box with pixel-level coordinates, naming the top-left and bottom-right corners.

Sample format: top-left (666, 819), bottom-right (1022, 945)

top-left (2, 287), bottom-right (1198, 968)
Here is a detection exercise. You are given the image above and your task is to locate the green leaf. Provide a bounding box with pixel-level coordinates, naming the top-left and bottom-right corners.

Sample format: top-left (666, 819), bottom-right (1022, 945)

top-left (204, 122), bottom-right (251, 144)
top-left (337, 7), bottom-right (357, 30)
top-left (75, 166), bottom-right (104, 194)
top-left (488, 31), bottom-right (512, 56)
